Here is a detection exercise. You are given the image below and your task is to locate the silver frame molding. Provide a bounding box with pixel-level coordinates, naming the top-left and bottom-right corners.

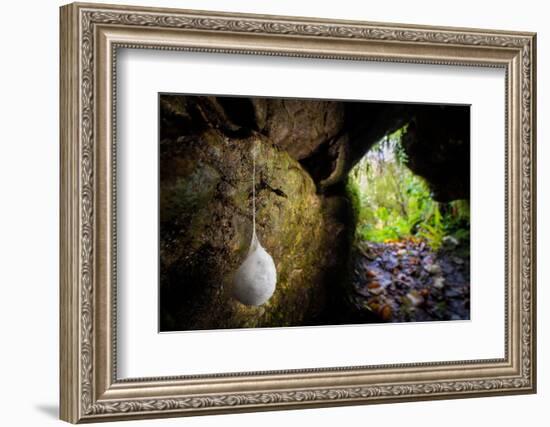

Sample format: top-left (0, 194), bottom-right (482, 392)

top-left (60, 2), bottom-right (537, 423)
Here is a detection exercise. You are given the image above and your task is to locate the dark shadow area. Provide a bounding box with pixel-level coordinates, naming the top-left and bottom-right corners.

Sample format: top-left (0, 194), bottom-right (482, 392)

top-left (35, 404), bottom-right (58, 419)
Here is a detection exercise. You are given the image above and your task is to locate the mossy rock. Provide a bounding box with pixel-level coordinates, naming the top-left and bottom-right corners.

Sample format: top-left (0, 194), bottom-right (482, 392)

top-left (159, 129), bottom-right (348, 330)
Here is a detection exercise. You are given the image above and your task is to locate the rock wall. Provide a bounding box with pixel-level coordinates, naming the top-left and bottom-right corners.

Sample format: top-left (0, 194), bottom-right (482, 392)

top-left (401, 105), bottom-right (470, 202)
top-left (159, 127), bottom-right (350, 330)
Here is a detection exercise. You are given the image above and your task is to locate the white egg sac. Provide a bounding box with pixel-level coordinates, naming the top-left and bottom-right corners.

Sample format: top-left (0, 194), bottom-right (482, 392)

top-left (232, 236), bottom-right (277, 306)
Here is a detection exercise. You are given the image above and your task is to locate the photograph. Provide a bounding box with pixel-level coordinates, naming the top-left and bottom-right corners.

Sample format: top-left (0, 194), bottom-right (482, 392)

top-left (159, 94), bottom-right (471, 331)
top-left (57, 2), bottom-right (536, 422)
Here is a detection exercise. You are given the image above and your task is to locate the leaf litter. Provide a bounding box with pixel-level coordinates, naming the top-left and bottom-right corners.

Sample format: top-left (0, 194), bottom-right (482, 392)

top-left (350, 237), bottom-right (470, 322)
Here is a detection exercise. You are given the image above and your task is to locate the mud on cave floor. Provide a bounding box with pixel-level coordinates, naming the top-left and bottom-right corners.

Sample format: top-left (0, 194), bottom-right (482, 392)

top-left (347, 238), bottom-right (470, 323)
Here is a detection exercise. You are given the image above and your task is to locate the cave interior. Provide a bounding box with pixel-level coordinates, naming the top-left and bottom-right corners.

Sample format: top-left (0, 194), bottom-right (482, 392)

top-left (158, 94), bottom-right (470, 331)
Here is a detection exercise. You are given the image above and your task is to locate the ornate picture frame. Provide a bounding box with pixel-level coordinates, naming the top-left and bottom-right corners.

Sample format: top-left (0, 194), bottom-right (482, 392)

top-left (60, 2), bottom-right (536, 423)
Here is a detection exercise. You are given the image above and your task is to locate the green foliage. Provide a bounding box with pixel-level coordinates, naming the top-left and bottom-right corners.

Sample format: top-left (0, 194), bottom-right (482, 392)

top-left (346, 128), bottom-right (469, 250)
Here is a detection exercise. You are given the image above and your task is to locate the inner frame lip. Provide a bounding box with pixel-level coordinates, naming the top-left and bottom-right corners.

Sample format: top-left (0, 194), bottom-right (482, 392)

top-left (110, 45), bottom-right (509, 384)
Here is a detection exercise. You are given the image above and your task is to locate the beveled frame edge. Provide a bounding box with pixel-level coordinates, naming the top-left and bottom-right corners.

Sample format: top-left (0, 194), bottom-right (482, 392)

top-left (59, 2), bottom-right (537, 423)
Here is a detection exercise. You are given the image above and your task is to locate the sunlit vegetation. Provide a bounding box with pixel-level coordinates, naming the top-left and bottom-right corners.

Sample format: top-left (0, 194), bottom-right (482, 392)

top-left (347, 127), bottom-right (471, 323)
top-left (346, 126), bottom-right (470, 250)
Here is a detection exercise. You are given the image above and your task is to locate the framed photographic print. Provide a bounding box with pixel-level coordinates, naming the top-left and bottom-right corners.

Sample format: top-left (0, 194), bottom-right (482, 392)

top-left (60, 2), bottom-right (537, 423)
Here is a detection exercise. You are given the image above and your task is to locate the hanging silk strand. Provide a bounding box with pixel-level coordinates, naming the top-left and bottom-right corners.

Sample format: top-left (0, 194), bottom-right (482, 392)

top-left (231, 143), bottom-right (277, 306)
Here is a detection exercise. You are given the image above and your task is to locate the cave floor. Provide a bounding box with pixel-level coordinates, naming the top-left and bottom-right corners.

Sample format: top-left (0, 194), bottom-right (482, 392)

top-left (350, 238), bottom-right (470, 323)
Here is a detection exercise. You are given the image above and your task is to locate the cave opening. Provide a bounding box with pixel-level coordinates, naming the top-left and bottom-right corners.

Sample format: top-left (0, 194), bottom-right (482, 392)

top-left (338, 125), bottom-right (471, 324)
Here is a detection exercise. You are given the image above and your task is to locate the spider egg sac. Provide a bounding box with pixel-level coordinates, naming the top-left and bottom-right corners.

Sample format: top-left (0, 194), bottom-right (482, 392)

top-left (232, 234), bottom-right (277, 306)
